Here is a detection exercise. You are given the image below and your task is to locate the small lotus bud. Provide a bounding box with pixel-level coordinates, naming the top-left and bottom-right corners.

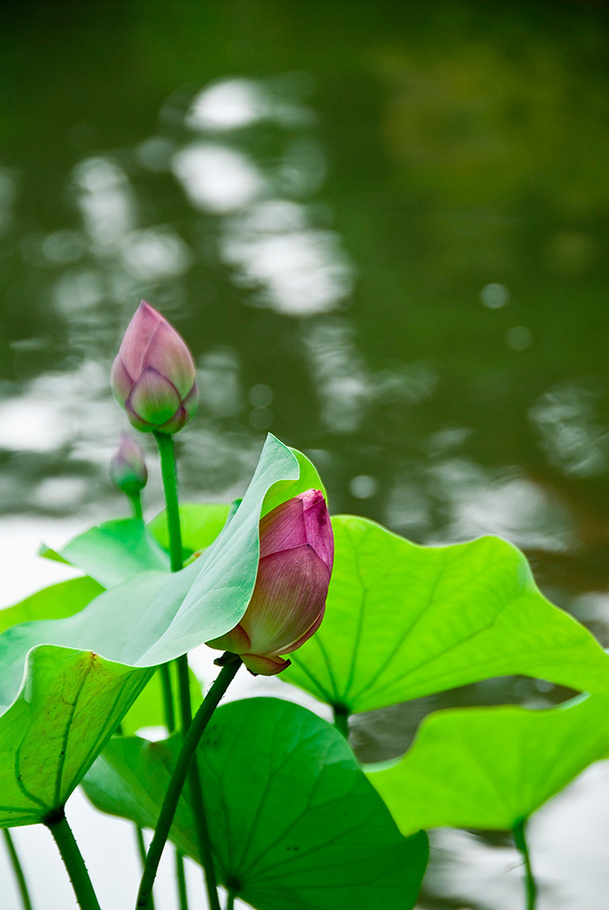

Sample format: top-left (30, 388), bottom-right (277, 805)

top-left (207, 489), bottom-right (333, 676)
top-left (111, 301), bottom-right (198, 434)
top-left (110, 433), bottom-right (148, 496)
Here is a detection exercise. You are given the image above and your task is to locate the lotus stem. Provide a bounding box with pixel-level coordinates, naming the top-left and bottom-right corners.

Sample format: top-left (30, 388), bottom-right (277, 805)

top-left (513, 818), bottom-right (537, 910)
top-left (45, 809), bottom-right (101, 910)
top-left (136, 655), bottom-right (242, 909)
top-left (3, 828), bottom-right (33, 910)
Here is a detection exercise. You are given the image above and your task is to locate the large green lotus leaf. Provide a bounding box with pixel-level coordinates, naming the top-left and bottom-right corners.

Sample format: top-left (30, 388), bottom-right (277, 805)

top-left (84, 698), bottom-right (428, 910)
top-left (284, 516), bottom-right (609, 714)
top-left (367, 694), bottom-right (609, 835)
top-left (0, 577), bottom-right (104, 636)
top-left (148, 504), bottom-right (231, 559)
top-left (40, 519), bottom-right (170, 587)
top-left (0, 646), bottom-right (152, 827)
top-left (0, 436), bottom-right (319, 823)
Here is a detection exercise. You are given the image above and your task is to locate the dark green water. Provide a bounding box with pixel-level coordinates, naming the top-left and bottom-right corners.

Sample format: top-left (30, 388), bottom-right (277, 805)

top-left (0, 1), bottom-right (608, 907)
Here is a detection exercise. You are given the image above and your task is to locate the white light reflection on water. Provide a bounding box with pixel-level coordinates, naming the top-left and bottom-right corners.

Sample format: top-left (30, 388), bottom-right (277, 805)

top-left (426, 458), bottom-right (572, 551)
top-left (173, 143), bottom-right (264, 213)
top-left (349, 474), bottom-right (379, 499)
top-left (121, 227), bottom-right (193, 281)
top-left (0, 398), bottom-right (71, 452)
top-left (187, 78), bottom-right (267, 131)
top-left (173, 75), bottom-right (352, 315)
top-left (303, 319), bottom-right (370, 433)
top-left (0, 168), bottom-right (18, 235)
top-left (73, 158), bottom-right (136, 247)
top-left (530, 381), bottom-right (608, 478)
top-left (0, 361), bottom-right (150, 515)
top-left (304, 318), bottom-right (438, 434)
top-left (42, 229), bottom-right (86, 264)
top-left (223, 202), bottom-right (353, 315)
top-left (480, 282), bottom-right (510, 309)
top-left (185, 75), bottom-right (314, 133)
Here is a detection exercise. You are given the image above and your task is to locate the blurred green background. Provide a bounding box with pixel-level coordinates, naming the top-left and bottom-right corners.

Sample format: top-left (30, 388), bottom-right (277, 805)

top-left (0, 1), bottom-right (607, 907)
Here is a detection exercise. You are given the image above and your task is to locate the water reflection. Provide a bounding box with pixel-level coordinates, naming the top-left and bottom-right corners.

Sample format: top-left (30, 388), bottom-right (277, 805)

top-left (427, 460), bottom-right (571, 551)
top-left (74, 158), bottom-right (136, 246)
top-left (223, 201), bottom-right (353, 314)
top-left (530, 380), bottom-right (608, 478)
top-left (186, 75), bottom-right (315, 133)
top-left (173, 142), bottom-right (264, 212)
top-left (0, 169), bottom-right (18, 235)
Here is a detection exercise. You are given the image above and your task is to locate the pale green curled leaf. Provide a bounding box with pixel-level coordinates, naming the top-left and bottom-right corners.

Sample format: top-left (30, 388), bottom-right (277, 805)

top-left (0, 577), bottom-right (104, 636)
top-left (84, 698), bottom-right (428, 910)
top-left (284, 516), bottom-right (609, 714)
top-left (367, 694), bottom-right (609, 835)
top-left (0, 435), bottom-right (321, 825)
top-left (40, 519), bottom-right (170, 587)
top-left (148, 504), bottom-right (231, 559)
top-left (0, 646), bottom-right (151, 827)
top-left (261, 448), bottom-right (327, 518)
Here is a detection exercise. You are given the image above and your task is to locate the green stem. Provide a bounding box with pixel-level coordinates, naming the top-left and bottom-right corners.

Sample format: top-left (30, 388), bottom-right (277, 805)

top-left (176, 652), bottom-right (220, 906)
top-left (154, 432), bottom-right (183, 574)
top-left (156, 431), bottom-right (199, 908)
top-left (45, 809), bottom-right (101, 910)
top-left (3, 828), bottom-right (33, 910)
top-left (181, 708), bottom-right (220, 910)
top-left (136, 656), bottom-right (242, 910)
top-left (159, 664), bottom-right (176, 732)
top-left (128, 491), bottom-right (143, 521)
top-left (154, 430), bottom-right (221, 910)
top-left (135, 828), bottom-right (155, 910)
top-left (175, 851), bottom-right (189, 910)
top-left (333, 706), bottom-right (350, 740)
top-left (226, 889), bottom-right (235, 910)
top-left (513, 819), bottom-right (537, 910)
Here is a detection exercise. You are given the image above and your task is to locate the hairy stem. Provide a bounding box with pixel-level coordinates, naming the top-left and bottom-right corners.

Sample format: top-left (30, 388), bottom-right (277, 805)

top-left (136, 656), bottom-right (242, 909)
top-left (3, 828), bottom-right (33, 910)
top-left (45, 809), bottom-right (101, 910)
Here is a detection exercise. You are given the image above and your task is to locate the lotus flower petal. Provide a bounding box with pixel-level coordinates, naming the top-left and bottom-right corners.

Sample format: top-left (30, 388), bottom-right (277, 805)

top-left (110, 433), bottom-right (148, 495)
top-left (207, 489), bottom-right (333, 676)
top-left (241, 654), bottom-right (291, 676)
top-left (129, 369), bottom-right (182, 428)
top-left (111, 301), bottom-right (198, 435)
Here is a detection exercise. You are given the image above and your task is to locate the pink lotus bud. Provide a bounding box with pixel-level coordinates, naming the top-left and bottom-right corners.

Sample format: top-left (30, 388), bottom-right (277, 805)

top-left (110, 432), bottom-right (148, 496)
top-left (111, 301), bottom-right (198, 434)
top-left (207, 489), bottom-right (333, 676)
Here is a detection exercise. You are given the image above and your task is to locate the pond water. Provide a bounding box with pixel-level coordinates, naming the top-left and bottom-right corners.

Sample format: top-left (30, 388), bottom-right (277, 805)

top-left (0, 1), bottom-right (608, 907)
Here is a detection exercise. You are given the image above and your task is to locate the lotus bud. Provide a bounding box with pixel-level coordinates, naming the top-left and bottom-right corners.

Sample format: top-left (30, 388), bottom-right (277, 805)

top-left (207, 489), bottom-right (333, 676)
top-left (111, 300), bottom-right (198, 434)
top-left (110, 433), bottom-right (148, 496)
